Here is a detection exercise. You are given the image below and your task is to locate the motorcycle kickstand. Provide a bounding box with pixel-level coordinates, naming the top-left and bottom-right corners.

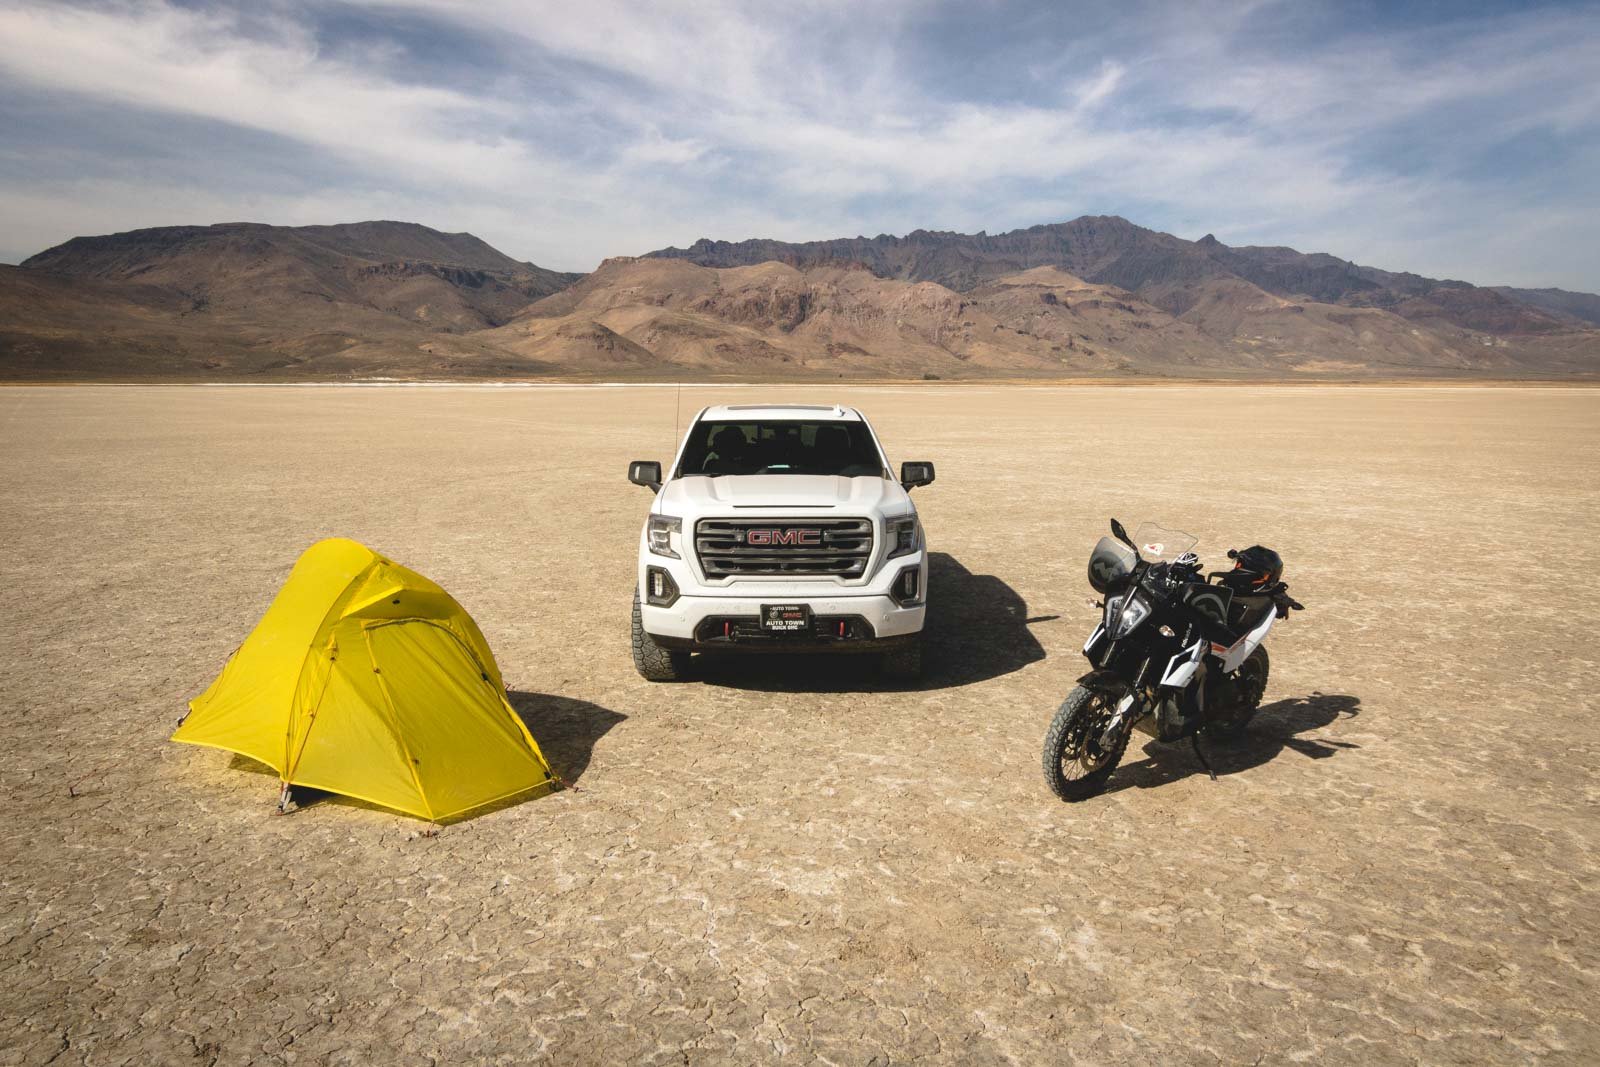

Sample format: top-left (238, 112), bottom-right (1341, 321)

top-left (1190, 735), bottom-right (1218, 782)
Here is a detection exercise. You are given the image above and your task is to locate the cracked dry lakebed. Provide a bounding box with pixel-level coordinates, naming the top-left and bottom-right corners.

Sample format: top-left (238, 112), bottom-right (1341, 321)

top-left (2, 383), bottom-right (1597, 1065)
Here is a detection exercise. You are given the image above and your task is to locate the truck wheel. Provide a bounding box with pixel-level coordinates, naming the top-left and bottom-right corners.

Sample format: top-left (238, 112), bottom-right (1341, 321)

top-left (881, 638), bottom-right (923, 681)
top-left (631, 589), bottom-right (690, 682)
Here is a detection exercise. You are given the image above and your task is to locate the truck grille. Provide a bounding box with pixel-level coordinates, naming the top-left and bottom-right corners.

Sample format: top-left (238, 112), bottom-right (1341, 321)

top-left (695, 518), bottom-right (874, 579)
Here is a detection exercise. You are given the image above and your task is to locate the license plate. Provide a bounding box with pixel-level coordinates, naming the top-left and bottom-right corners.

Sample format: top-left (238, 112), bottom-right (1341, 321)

top-left (761, 603), bottom-right (812, 633)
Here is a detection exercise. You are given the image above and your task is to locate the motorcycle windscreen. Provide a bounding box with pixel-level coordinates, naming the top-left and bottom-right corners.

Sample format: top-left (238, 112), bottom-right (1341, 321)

top-left (1088, 536), bottom-right (1138, 594)
top-left (1131, 521), bottom-right (1198, 563)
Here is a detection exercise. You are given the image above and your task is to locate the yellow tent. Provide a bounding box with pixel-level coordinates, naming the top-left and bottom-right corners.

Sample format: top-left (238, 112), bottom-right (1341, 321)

top-left (174, 538), bottom-right (554, 820)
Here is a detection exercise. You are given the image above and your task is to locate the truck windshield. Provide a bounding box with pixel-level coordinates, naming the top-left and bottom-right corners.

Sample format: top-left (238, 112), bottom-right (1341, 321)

top-left (677, 420), bottom-right (887, 478)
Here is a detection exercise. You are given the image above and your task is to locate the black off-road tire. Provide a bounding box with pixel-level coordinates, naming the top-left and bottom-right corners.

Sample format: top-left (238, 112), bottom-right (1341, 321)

top-left (1209, 646), bottom-right (1269, 740)
top-left (631, 589), bottom-right (691, 682)
top-left (881, 637), bottom-right (923, 681)
top-left (1042, 685), bottom-right (1132, 802)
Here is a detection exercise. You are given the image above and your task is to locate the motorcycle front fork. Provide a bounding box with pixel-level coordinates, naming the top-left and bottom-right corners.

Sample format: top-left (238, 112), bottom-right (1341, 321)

top-left (1097, 692), bottom-right (1141, 751)
top-left (1096, 689), bottom-right (1175, 750)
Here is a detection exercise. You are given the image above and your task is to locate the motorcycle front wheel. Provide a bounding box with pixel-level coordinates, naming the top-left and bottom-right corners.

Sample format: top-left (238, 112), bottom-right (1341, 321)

top-left (1042, 685), bottom-right (1132, 802)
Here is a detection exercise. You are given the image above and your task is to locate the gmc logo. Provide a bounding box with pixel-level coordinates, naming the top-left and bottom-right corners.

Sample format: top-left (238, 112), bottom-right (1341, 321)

top-left (745, 528), bottom-right (822, 546)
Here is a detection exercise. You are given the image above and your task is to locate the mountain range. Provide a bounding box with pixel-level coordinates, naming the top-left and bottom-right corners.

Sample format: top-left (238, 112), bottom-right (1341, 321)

top-left (3, 216), bottom-right (1595, 380)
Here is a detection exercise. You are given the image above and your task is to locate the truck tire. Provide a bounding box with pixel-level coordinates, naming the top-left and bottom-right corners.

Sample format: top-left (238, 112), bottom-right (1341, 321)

top-left (881, 637), bottom-right (923, 682)
top-left (632, 589), bottom-right (690, 682)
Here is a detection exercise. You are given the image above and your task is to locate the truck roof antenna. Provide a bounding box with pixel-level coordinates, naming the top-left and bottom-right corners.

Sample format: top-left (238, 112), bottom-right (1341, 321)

top-left (672, 384), bottom-right (683, 450)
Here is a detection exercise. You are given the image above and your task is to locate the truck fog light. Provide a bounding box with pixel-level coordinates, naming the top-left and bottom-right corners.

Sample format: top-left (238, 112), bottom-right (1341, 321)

top-left (891, 565), bottom-right (923, 606)
top-left (646, 566), bottom-right (680, 607)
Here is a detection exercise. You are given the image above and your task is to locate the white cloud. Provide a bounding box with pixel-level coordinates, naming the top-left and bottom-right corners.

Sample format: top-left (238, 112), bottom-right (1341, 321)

top-left (1074, 62), bottom-right (1125, 113)
top-left (0, 0), bottom-right (1595, 287)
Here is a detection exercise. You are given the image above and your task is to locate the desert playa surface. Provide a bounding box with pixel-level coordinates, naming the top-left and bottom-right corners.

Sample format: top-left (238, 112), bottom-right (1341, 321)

top-left (3, 382), bottom-right (1597, 1065)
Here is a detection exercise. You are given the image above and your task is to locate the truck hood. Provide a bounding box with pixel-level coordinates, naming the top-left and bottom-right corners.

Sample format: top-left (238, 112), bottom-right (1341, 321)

top-left (660, 474), bottom-right (911, 516)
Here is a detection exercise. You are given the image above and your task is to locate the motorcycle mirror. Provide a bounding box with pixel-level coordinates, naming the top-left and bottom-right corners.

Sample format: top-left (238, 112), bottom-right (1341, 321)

top-left (1110, 518), bottom-right (1136, 553)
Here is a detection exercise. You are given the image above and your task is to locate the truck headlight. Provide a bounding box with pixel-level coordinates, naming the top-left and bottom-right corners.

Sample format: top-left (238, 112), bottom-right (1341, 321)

top-left (886, 516), bottom-right (919, 559)
top-left (647, 515), bottom-right (681, 558)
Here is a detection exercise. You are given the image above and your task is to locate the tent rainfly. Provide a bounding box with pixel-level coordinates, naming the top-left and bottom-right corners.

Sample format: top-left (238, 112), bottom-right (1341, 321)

top-left (173, 538), bottom-right (554, 820)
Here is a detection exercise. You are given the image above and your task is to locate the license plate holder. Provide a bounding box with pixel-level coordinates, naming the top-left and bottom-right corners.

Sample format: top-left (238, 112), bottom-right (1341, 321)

top-left (761, 603), bottom-right (812, 634)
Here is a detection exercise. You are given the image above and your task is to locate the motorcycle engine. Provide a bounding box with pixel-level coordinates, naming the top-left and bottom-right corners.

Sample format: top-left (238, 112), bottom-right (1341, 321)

top-left (1154, 693), bottom-right (1192, 742)
top-left (1205, 672), bottom-right (1244, 723)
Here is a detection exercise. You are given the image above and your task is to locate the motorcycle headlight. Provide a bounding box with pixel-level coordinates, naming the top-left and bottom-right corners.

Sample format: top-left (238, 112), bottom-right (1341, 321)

top-left (1105, 590), bottom-right (1152, 639)
top-left (886, 515), bottom-right (919, 560)
top-left (647, 515), bottom-right (681, 559)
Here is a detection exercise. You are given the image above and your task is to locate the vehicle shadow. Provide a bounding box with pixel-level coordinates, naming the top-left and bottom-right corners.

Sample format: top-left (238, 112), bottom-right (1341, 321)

top-left (693, 551), bottom-right (1047, 693)
top-left (1098, 691), bottom-right (1362, 796)
top-left (231, 693), bottom-right (625, 822)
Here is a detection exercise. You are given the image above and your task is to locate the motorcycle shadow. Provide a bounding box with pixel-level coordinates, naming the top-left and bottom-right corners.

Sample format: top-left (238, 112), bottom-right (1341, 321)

top-left (1101, 692), bottom-right (1361, 796)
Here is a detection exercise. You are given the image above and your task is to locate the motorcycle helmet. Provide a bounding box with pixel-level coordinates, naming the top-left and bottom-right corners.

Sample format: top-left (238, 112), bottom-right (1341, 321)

top-left (1221, 545), bottom-right (1283, 592)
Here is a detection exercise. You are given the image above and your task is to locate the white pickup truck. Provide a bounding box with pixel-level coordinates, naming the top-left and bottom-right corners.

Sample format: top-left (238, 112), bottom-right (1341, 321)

top-left (627, 403), bottom-right (934, 681)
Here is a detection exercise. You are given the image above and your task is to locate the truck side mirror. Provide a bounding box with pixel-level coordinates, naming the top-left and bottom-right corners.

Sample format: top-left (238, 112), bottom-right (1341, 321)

top-left (628, 460), bottom-right (663, 493)
top-left (900, 461), bottom-right (935, 489)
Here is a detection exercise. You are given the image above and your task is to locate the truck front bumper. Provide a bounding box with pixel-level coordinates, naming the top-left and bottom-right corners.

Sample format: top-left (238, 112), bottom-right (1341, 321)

top-left (641, 594), bottom-right (925, 653)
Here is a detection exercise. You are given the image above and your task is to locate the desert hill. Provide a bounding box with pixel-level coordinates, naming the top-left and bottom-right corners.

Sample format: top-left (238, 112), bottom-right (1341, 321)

top-left (1491, 286), bottom-right (1600, 327)
top-left (647, 216), bottom-right (1575, 337)
top-left (483, 256), bottom-right (1592, 379)
top-left (4, 221), bottom-right (581, 377)
top-left (22, 220), bottom-right (579, 331)
top-left (3, 216), bottom-right (1596, 380)
top-left (485, 257), bottom-right (1100, 376)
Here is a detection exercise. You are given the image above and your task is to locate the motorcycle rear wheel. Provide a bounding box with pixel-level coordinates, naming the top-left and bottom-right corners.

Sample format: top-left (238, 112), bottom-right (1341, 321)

top-left (1042, 685), bottom-right (1131, 802)
top-left (1208, 646), bottom-right (1269, 739)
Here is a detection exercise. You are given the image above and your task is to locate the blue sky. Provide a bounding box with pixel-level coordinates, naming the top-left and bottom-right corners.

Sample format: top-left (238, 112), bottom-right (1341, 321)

top-left (1, 0), bottom-right (1596, 289)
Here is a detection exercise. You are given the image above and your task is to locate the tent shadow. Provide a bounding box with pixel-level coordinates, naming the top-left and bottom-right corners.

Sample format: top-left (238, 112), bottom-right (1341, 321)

top-left (694, 552), bottom-right (1047, 693)
top-left (1097, 691), bottom-right (1362, 797)
top-left (252, 768), bottom-right (548, 825)
top-left (228, 753), bottom-right (280, 778)
top-left (507, 692), bottom-right (627, 786)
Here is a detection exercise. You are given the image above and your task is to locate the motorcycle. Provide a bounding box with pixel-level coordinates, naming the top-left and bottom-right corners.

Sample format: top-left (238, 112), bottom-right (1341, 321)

top-left (1042, 518), bottom-right (1304, 801)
